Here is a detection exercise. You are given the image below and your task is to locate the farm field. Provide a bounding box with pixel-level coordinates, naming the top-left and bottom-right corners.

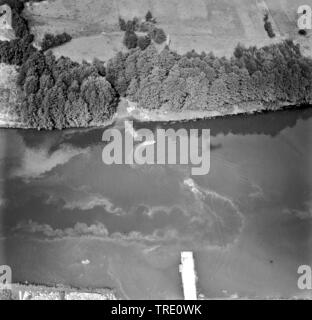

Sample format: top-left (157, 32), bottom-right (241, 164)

top-left (51, 33), bottom-right (125, 63)
top-left (23, 0), bottom-right (312, 62)
top-left (267, 0), bottom-right (312, 57)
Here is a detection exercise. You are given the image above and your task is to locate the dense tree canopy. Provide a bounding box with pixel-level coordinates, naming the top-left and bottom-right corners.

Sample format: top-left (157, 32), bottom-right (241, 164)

top-left (0, 0), bottom-right (118, 130)
top-left (17, 51), bottom-right (118, 129)
top-left (0, 34), bottom-right (36, 65)
top-left (106, 40), bottom-right (312, 111)
top-left (123, 30), bottom-right (138, 49)
top-left (263, 13), bottom-right (275, 38)
top-left (41, 32), bottom-right (72, 51)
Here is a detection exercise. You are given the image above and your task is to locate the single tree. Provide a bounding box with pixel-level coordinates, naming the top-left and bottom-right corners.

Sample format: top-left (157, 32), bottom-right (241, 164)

top-left (145, 10), bottom-right (153, 22)
top-left (118, 17), bottom-right (126, 31)
top-left (137, 35), bottom-right (151, 50)
top-left (151, 28), bottom-right (167, 44)
top-left (123, 30), bottom-right (138, 49)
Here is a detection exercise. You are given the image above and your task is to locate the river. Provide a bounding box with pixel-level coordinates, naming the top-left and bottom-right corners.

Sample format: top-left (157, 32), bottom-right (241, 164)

top-left (0, 107), bottom-right (311, 299)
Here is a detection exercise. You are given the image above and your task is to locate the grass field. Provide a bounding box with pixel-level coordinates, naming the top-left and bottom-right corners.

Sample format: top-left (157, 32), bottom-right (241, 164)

top-left (51, 33), bottom-right (126, 63)
top-left (267, 0), bottom-right (312, 57)
top-left (23, 0), bottom-right (312, 62)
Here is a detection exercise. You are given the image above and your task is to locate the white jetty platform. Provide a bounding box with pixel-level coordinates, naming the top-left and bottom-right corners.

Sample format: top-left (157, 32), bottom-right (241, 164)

top-left (179, 251), bottom-right (197, 300)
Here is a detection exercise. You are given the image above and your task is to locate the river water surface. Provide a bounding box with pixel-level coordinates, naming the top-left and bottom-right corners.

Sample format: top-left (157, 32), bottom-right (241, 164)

top-left (0, 108), bottom-right (311, 299)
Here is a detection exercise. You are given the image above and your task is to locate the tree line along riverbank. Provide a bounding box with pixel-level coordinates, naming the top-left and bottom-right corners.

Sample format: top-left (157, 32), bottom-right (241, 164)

top-left (0, 0), bottom-right (312, 130)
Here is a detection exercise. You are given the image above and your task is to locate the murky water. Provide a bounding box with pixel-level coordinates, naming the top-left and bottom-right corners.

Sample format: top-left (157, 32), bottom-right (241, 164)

top-left (0, 108), bottom-right (311, 299)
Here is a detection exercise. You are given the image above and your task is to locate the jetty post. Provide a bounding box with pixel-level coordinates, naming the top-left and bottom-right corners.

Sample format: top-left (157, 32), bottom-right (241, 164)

top-left (179, 251), bottom-right (197, 300)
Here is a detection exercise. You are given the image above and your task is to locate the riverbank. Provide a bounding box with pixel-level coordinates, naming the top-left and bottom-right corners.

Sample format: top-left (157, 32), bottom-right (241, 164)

top-left (119, 99), bottom-right (308, 124)
top-left (0, 99), bottom-right (310, 130)
top-left (0, 283), bottom-right (117, 300)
